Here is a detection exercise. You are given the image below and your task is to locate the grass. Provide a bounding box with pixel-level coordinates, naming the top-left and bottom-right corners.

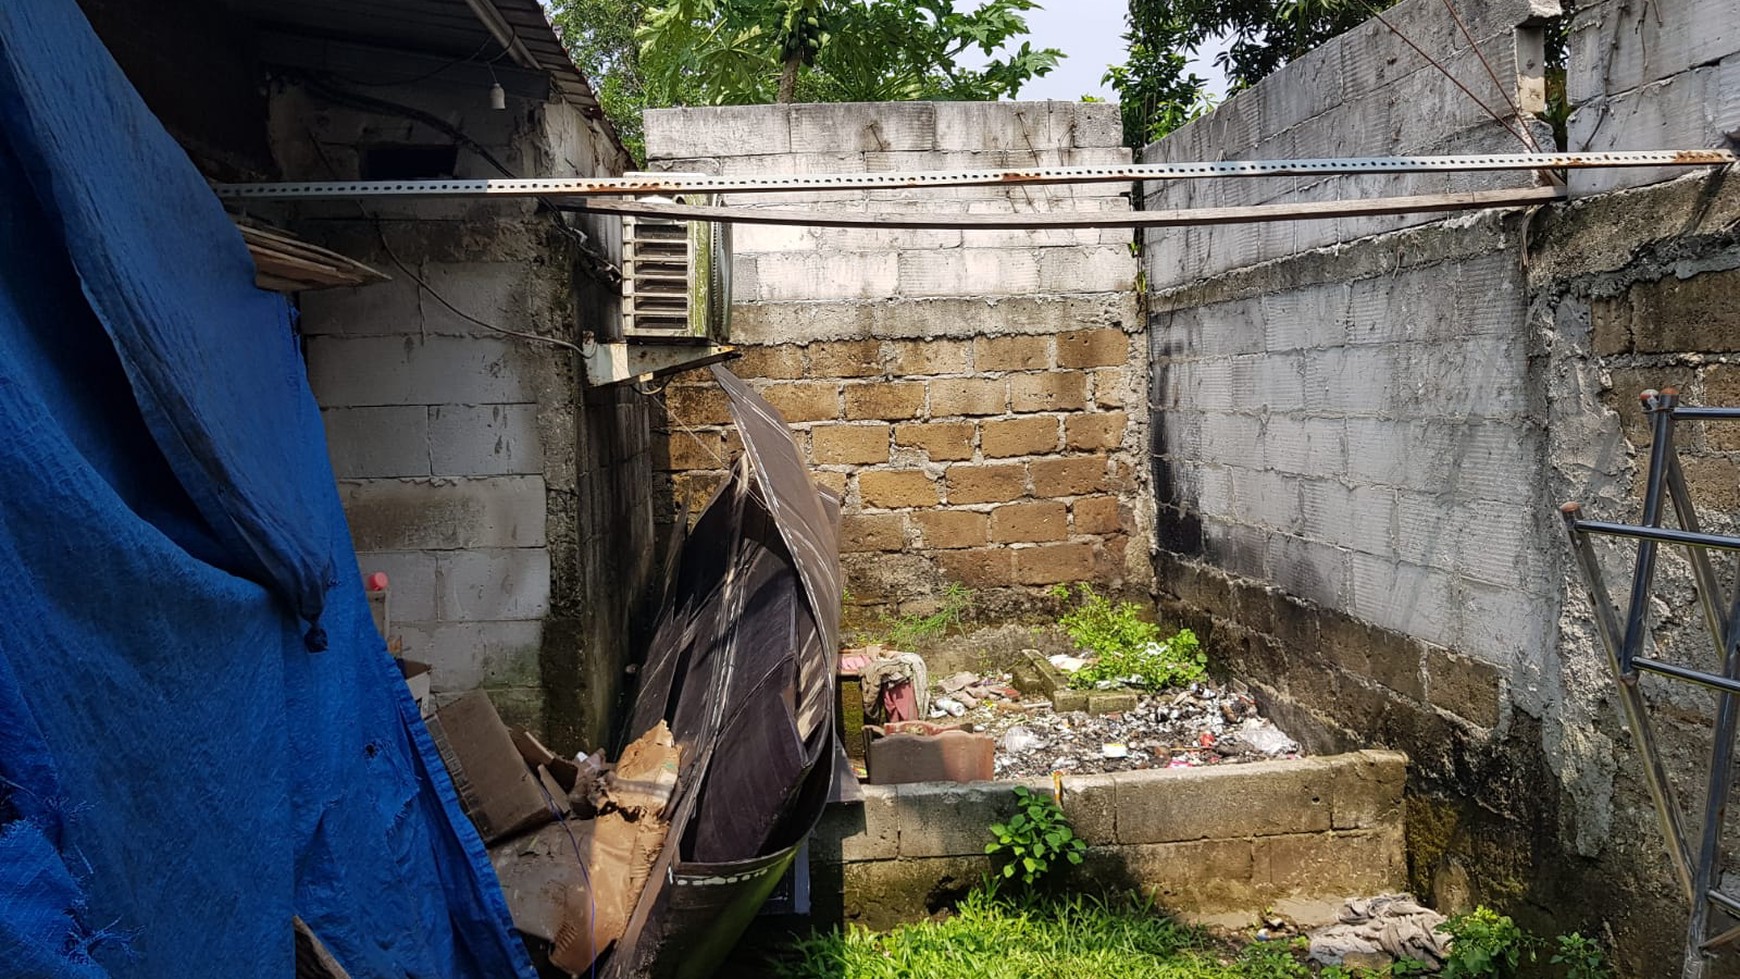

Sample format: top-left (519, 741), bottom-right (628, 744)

top-left (853, 581), bottom-right (975, 651)
top-left (767, 890), bottom-right (1318, 979)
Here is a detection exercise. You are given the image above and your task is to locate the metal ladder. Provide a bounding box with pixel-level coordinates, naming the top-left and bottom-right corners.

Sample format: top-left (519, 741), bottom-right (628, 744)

top-left (1562, 388), bottom-right (1740, 978)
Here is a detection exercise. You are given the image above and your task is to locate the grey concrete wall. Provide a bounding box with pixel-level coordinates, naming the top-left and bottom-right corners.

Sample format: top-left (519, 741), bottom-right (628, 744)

top-left (1567, 0), bottom-right (1740, 194)
top-left (263, 73), bottom-right (653, 752)
top-left (1139, 0), bottom-right (1740, 970)
top-left (811, 751), bottom-right (1407, 930)
top-left (644, 103), bottom-right (1152, 622)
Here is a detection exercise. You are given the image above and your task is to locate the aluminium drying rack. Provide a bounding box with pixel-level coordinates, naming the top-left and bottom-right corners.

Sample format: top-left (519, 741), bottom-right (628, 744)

top-left (213, 149), bottom-right (1736, 229)
top-left (1563, 389), bottom-right (1740, 979)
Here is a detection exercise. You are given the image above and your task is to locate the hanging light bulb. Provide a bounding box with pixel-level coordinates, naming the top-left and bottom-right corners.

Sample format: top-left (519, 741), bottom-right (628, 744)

top-left (489, 81), bottom-right (506, 110)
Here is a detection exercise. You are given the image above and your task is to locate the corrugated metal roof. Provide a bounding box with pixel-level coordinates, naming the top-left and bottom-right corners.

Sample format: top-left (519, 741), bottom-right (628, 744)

top-left (227, 0), bottom-right (602, 112)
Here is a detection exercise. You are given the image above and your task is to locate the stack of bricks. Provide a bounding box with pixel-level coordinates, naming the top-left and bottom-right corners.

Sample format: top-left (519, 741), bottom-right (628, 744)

top-left (659, 330), bottom-right (1144, 613)
top-left (643, 101), bottom-right (1151, 617)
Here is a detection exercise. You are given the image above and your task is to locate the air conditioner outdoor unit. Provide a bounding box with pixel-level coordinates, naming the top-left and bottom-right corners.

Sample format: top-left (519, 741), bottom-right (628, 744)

top-left (583, 183), bottom-right (736, 386)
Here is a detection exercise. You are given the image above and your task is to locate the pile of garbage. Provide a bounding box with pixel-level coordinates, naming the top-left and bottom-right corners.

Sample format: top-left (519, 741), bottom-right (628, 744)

top-left (929, 670), bottom-right (1301, 778)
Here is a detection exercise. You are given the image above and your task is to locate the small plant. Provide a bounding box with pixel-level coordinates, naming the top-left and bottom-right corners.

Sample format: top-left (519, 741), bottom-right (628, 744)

top-left (1051, 583), bottom-right (1206, 691)
top-left (1439, 906), bottom-right (1527, 979)
top-left (985, 785), bottom-right (1086, 889)
top-left (1551, 933), bottom-right (1611, 979)
top-left (870, 581), bottom-right (972, 651)
top-left (1237, 937), bottom-right (1309, 979)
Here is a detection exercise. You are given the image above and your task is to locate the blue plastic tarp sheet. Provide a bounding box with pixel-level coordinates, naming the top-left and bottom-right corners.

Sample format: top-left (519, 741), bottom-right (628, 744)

top-left (0, 3), bottom-right (535, 977)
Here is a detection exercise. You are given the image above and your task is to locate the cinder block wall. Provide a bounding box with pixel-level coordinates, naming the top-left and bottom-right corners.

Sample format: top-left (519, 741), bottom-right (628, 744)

top-left (268, 76), bottom-right (655, 753)
top-left (1140, 0), bottom-right (1740, 969)
top-left (812, 752), bottom-right (1407, 930)
top-left (644, 103), bottom-right (1151, 620)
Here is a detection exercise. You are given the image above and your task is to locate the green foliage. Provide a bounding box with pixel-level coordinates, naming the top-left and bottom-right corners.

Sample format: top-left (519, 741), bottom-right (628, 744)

top-left (1439, 906), bottom-right (1527, 979)
top-left (1236, 939), bottom-right (1309, 979)
top-left (869, 581), bottom-right (973, 651)
top-left (1051, 583), bottom-right (1206, 691)
top-left (1550, 933), bottom-right (1611, 979)
top-left (551, 0), bottom-right (1063, 160)
top-left (1107, 0), bottom-right (1401, 146)
top-left (769, 889), bottom-right (1230, 979)
top-left (985, 786), bottom-right (1087, 888)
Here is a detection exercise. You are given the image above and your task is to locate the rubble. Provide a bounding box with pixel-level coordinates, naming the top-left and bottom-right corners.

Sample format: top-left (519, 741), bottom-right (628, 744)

top-left (912, 671), bottom-right (1301, 778)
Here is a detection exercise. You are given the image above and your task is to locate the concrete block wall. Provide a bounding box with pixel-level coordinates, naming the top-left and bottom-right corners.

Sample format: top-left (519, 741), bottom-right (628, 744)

top-left (1137, 0), bottom-right (1740, 967)
top-left (1141, 0), bottom-right (1559, 291)
top-left (810, 751), bottom-right (1407, 929)
top-left (1567, 0), bottom-right (1740, 194)
top-left (644, 103), bottom-right (1151, 619)
top-left (267, 75), bottom-right (653, 751)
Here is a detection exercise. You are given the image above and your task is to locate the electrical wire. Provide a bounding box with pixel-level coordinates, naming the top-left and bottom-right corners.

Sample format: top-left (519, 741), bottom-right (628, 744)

top-left (657, 391), bottom-right (732, 470)
top-left (531, 774), bottom-right (598, 979)
top-left (1439, 0), bottom-right (1545, 154)
top-left (1363, 3), bottom-right (1540, 154)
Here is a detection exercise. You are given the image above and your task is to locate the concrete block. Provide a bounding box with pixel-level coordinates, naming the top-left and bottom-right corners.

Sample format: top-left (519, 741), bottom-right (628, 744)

top-left (812, 787), bottom-right (900, 864)
top-left (752, 251), bottom-right (900, 301)
top-left (428, 404), bottom-right (542, 476)
top-left (895, 781), bottom-right (1025, 858)
top-left (1085, 839), bottom-right (1257, 913)
top-left (354, 549), bottom-right (439, 623)
top-left (1568, 0), bottom-right (1740, 99)
top-left (932, 101), bottom-right (1061, 152)
top-left (1264, 533), bottom-right (1350, 610)
top-left (1348, 554), bottom-right (1457, 648)
top-left (790, 103), bottom-right (936, 153)
top-left (340, 475), bottom-right (547, 551)
top-left (1115, 759), bottom-right (1334, 844)
top-left (322, 406), bottom-right (430, 478)
top-left (298, 276), bottom-right (420, 335)
top-left (416, 262), bottom-right (537, 336)
top-left (1454, 580), bottom-right (1554, 675)
top-left (645, 105), bottom-right (791, 159)
top-left (396, 618), bottom-right (543, 692)
top-left (1036, 246), bottom-right (1137, 294)
top-left (306, 335), bottom-right (536, 407)
top-left (437, 547), bottom-right (552, 621)
top-left (897, 249), bottom-right (1039, 298)
top-left (1059, 772), bottom-right (1119, 845)
top-left (1255, 826), bottom-right (1404, 897)
top-left (1569, 56), bottom-right (1740, 195)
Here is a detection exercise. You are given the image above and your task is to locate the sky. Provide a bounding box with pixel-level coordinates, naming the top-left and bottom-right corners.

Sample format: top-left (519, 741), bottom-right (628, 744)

top-left (974, 0), bottom-right (1229, 103)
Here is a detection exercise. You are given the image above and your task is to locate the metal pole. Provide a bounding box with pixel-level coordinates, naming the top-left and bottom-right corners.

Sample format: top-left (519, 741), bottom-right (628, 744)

top-left (1622, 390), bottom-right (1683, 674)
top-left (1561, 503), bottom-right (1696, 900)
top-left (1665, 453), bottom-right (1734, 667)
top-left (1682, 574), bottom-right (1740, 979)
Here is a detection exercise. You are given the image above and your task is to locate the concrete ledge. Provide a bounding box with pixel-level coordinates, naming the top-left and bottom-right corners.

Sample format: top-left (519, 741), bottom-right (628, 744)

top-left (810, 751), bottom-right (1406, 928)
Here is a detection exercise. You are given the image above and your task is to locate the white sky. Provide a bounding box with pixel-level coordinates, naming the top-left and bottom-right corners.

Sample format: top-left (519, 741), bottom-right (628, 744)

top-left (972, 0), bottom-right (1229, 103)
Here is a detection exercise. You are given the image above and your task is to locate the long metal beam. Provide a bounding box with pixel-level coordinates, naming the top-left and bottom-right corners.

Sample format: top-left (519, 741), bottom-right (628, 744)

top-left (211, 149), bottom-right (1735, 201)
top-left (564, 186), bottom-right (1566, 229)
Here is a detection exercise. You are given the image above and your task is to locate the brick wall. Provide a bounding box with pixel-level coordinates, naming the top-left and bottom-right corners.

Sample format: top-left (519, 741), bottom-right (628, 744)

top-left (644, 103), bottom-right (1150, 619)
top-left (269, 70), bottom-right (652, 752)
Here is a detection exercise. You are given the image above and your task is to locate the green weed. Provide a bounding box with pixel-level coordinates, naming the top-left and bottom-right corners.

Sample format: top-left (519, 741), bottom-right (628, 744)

top-left (1051, 583), bottom-right (1206, 691)
top-left (858, 581), bottom-right (973, 651)
top-left (1439, 906), bottom-right (1526, 979)
top-left (985, 785), bottom-right (1087, 889)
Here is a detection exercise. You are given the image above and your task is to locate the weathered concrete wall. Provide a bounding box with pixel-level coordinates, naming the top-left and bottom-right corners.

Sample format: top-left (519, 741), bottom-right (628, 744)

top-left (1567, 0), bottom-right (1740, 194)
top-left (1141, 0), bottom-right (1740, 971)
top-left (810, 751), bottom-right (1406, 929)
top-left (644, 103), bottom-right (1151, 621)
top-left (263, 70), bottom-right (652, 751)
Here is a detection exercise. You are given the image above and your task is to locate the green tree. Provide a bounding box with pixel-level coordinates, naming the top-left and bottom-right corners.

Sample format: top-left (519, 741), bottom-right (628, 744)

top-left (551, 0), bottom-right (1064, 162)
top-left (1108, 0), bottom-right (1399, 147)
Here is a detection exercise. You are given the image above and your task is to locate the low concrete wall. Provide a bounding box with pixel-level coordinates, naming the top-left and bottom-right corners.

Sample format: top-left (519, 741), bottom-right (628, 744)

top-left (810, 750), bottom-right (1406, 930)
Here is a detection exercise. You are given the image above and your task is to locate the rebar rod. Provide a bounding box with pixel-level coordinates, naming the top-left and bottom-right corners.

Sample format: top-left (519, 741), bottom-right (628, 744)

top-left (1624, 390), bottom-right (1683, 674)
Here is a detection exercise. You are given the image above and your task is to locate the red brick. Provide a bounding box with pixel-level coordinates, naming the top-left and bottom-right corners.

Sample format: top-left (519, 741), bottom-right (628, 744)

top-left (887, 339), bottom-right (972, 376)
top-left (1066, 411), bottom-right (1128, 450)
top-left (911, 509), bottom-right (990, 549)
top-left (1014, 543), bottom-right (1095, 585)
top-left (1072, 496), bottom-right (1123, 535)
top-left (990, 501), bottom-right (1068, 543)
top-left (859, 469), bottom-right (940, 508)
top-left (841, 513), bottom-right (907, 553)
top-left (937, 547), bottom-right (1016, 588)
top-left (980, 417), bottom-right (1061, 458)
top-left (761, 381), bottom-right (840, 422)
top-left (813, 471), bottom-right (847, 499)
top-left (974, 335), bottom-right (1052, 371)
top-left (1057, 328), bottom-right (1129, 368)
top-left (808, 340), bottom-right (884, 378)
top-left (811, 424), bottom-right (891, 465)
top-left (1031, 457), bottom-right (1108, 497)
top-left (945, 464), bottom-right (1028, 505)
top-left (662, 430), bottom-right (731, 471)
top-left (1009, 372), bottom-right (1087, 412)
top-left (930, 377), bottom-right (1007, 417)
top-left (866, 730), bottom-right (994, 784)
top-left (845, 381), bottom-right (926, 420)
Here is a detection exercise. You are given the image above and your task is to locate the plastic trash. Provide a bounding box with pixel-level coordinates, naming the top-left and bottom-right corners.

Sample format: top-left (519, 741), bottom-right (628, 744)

top-left (934, 696), bottom-right (967, 717)
top-left (1238, 718), bottom-right (1299, 756)
top-left (999, 726), bottom-right (1044, 754)
top-left (1048, 654), bottom-right (1087, 673)
top-left (1100, 743), bottom-right (1129, 759)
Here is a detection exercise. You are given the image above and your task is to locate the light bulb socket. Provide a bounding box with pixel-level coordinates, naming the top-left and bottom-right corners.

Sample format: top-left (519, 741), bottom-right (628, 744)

top-left (489, 82), bottom-right (506, 110)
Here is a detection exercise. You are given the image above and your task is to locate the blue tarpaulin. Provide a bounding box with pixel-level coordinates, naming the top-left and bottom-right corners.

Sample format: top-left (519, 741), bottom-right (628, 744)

top-left (0, 2), bottom-right (535, 976)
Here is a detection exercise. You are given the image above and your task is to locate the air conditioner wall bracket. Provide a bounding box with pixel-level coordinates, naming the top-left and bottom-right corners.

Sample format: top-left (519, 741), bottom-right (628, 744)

top-left (581, 339), bottom-right (737, 387)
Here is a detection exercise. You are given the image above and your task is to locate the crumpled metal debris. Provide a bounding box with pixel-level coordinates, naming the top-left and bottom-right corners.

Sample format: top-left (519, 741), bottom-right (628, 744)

top-left (1307, 894), bottom-right (1448, 967)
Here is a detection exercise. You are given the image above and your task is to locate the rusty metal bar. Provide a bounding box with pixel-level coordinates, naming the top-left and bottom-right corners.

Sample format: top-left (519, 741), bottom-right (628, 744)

top-left (210, 149), bottom-right (1736, 201)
